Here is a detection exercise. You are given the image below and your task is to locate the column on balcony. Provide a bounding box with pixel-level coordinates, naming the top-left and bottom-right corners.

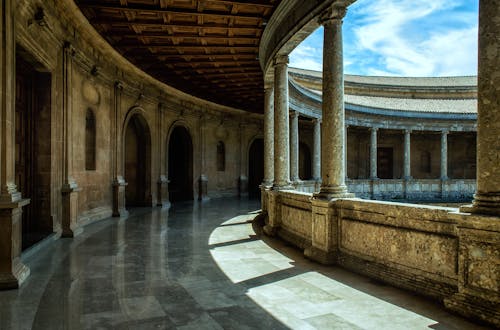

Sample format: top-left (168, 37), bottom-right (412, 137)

top-left (403, 129), bottom-right (412, 180)
top-left (272, 55), bottom-right (292, 190)
top-left (312, 119), bottom-right (321, 182)
top-left (370, 127), bottom-right (378, 179)
top-left (314, 6), bottom-right (353, 199)
top-left (290, 111), bottom-right (300, 182)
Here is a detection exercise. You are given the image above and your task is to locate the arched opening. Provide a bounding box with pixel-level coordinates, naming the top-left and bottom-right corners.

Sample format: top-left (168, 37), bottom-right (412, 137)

top-left (248, 138), bottom-right (264, 199)
top-left (299, 142), bottom-right (312, 180)
top-left (124, 113), bottom-right (152, 207)
top-left (168, 126), bottom-right (193, 202)
top-left (85, 108), bottom-right (96, 171)
top-left (15, 50), bottom-right (53, 250)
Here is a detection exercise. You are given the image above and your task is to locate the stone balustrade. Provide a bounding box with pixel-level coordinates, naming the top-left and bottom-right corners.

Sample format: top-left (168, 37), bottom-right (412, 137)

top-left (262, 189), bottom-right (500, 326)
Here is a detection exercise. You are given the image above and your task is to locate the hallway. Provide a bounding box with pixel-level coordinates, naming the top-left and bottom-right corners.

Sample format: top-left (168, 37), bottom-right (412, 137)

top-left (0, 198), bottom-right (487, 329)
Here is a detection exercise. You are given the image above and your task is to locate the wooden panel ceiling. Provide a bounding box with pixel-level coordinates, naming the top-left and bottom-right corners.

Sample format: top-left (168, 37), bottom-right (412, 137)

top-left (75, 0), bottom-right (281, 112)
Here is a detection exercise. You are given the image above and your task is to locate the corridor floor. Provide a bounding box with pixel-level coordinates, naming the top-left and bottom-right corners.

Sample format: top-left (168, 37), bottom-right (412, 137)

top-left (0, 198), bottom-right (489, 330)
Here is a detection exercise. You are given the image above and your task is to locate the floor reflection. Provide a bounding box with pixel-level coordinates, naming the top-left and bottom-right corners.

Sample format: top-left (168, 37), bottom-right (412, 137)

top-left (0, 198), bottom-right (488, 330)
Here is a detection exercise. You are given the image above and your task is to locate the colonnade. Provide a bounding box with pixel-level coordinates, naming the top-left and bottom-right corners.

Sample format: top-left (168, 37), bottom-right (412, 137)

top-left (262, 0), bottom-right (500, 216)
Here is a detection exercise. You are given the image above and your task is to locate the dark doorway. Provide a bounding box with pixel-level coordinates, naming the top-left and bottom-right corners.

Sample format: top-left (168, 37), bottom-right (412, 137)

top-left (168, 126), bottom-right (193, 202)
top-left (15, 53), bottom-right (53, 251)
top-left (124, 114), bottom-right (152, 206)
top-left (248, 138), bottom-right (264, 199)
top-left (299, 142), bottom-right (312, 180)
top-left (377, 147), bottom-right (394, 179)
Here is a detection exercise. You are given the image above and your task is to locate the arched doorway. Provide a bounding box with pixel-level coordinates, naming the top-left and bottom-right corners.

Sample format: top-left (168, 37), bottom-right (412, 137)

top-left (15, 51), bottom-right (53, 251)
top-left (248, 138), bottom-right (264, 199)
top-left (124, 113), bottom-right (152, 206)
top-left (168, 126), bottom-right (193, 202)
top-left (299, 142), bottom-right (312, 180)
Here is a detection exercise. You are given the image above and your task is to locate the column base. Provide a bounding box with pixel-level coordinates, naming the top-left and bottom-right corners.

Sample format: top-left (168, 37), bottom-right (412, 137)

top-left (263, 224), bottom-right (278, 236)
top-left (0, 258), bottom-right (30, 290)
top-left (461, 192), bottom-right (500, 216)
top-left (271, 183), bottom-right (294, 191)
top-left (313, 185), bottom-right (354, 200)
top-left (112, 177), bottom-right (128, 218)
top-left (61, 183), bottom-right (82, 238)
top-left (304, 246), bottom-right (336, 265)
top-left (157, 176), bottom-right (170, 209)
top-left (198, 175), bottom-right (209, 201)
top-left (445, 293), bottom-right (500, 327)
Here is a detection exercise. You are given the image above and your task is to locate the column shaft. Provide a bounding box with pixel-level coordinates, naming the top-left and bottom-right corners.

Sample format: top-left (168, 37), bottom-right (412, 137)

top-left (290, 111), bottom-right (299, 181)
top-left (469, 0), bottom-right (500, 215)
top-left (404, 129), bottom-right (411, 179)
top-left (263, 87), bottom-right (274, 186)
top-left (273, 56), bottom-right (291, 189)
top-left (316, 7), bottom-right (353, 198)
top-left (441, 131), bottom-right (448, 180)
top-left (312, 119), bottom-right (321, 180)
top-left (370, 127), bottom-right (378, 179)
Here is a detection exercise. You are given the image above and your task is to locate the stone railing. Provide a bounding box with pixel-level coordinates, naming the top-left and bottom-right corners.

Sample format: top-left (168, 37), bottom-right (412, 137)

top-left (261, 188), bottom-right (500, 327)
top-left (291, 179), bottom-right (476, 202)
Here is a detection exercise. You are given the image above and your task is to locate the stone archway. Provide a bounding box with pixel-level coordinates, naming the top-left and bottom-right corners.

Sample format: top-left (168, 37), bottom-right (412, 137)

top-left (15, 51), bottom-right (53, 251)
top-left (124, 113), bottom-right (152, 207)
top-left (248, 138), bottom-right (264, 199)
top-left (168, 125), bottom-right (193, 202)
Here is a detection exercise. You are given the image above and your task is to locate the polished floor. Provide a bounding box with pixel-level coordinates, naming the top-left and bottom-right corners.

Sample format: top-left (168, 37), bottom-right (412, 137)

top-left (0, 198), bottom-right (489, 330)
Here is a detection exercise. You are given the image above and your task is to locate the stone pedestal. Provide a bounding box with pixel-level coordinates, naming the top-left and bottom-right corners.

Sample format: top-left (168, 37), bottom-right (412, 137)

top-left (444, 212), bottom-right (500, 327)
top-left (238, 175), bottom-right (248, 198)
top-left (198, 175), bottom-right (209, 201)
top-left (112, 177), bottom-right (128, 218)
top-left (61, 183), bottom-right (82, 238)
top-left (304, 198), bottom-right (338, 264)
top-left (263, 190), bottom-right (280, 236)
top-left (157, 175), bottom-right (170, 209)
top-left (0, 200), bottom-right (30, 289)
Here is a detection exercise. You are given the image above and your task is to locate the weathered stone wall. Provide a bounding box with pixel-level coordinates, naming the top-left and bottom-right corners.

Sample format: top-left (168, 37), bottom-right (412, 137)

top-left (265, 190), bottom-right (500, 326)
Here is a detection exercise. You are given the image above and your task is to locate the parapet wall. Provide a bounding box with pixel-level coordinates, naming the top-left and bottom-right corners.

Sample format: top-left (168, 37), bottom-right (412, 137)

top-left (262, 189), bottom-right (500, 327)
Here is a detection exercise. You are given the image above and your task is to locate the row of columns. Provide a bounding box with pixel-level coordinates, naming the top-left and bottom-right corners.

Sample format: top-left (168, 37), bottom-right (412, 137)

top-left (263, 0), bottom-right (500, 214)
top-left (368, 129), bottom-right (449, 180)
top-left (263, 6), bottom-right (353, 199)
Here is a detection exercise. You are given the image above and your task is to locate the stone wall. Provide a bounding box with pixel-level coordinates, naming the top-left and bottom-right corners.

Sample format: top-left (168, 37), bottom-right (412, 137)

top-left (263, 190), bottom-right (500, 326)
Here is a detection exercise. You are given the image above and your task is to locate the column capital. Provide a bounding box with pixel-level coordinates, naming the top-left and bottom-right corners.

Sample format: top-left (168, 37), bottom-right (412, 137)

top-left (319, 5), bottom-right (347, 25)
top-left (63, 41), bottom-right (76, 57)
top-left (441, 129), bottom-right (449, 135)
top-left (289, 110), bottom-right (299, 119)
top-left (312, 118), bottom-right (322, 125)
top-left (404, 128), bottom-right (412, 135)
top-left (370, 126), bottom-right (379, 132)
top-left (274, 55), bottom-right (289, 66)
top-left (114, 80), bottom-right (124, 90)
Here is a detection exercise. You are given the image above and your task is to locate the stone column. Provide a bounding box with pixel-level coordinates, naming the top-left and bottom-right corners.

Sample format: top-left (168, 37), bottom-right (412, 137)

top-left (403, 129), bottom-right (412, 180)
top-left (238, 122), bottom-right (248, 197)
top-left (440, 131), bottom-right (448, 180)
top-left (370, 127), bottom-right (378, 179)
top-left (61, 42), bottom-right (81, 237)
top-left (111, 81), bottom-right (128, 217)
top-left (0, 0), bottom-right (30, 289)
top-left (312, 119), bottom-right (321, 181)
top-left (314, 6), bottom-right (353, 199)
top-left (468, 0), bottom-right (500, 215)
top-left (290, 111), bottom-right (299, 182)
top-left (263, 86), bottom-right (274, 187)
top-left (272, 55), bottom-right (292, 189)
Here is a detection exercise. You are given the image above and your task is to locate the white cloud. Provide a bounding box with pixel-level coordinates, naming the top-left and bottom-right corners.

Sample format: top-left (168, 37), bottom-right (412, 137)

top-left (349, 0), bottom-right (478, 76)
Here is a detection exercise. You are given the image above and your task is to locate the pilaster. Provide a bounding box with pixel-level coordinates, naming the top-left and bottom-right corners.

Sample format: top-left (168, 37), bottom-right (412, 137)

top-left (111, 81), bottom-right (128, 217)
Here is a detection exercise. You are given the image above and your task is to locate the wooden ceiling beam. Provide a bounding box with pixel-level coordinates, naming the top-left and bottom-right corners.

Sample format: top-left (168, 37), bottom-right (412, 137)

top-left (89, 19), bottom-right (261, 31)
top-left (109, 33), bottom-right (260, 42)
top-left (197, 0), bottom-right (274, 9)
top-left (118, 44), bottom-right (257, 50)
top-left (78, 2), bottom-right (265, 21)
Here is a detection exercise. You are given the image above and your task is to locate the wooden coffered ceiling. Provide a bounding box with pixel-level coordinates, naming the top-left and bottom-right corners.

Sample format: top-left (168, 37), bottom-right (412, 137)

top-left (75, 0), bottom-right (281, 113)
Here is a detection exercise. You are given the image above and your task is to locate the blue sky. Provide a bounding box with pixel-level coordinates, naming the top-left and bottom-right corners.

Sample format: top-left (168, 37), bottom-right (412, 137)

top-left (289, 0), bottom-right (479, 76)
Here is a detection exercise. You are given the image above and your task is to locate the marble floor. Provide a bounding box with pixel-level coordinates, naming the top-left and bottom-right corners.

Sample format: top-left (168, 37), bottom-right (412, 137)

top-left (0, 198), bottom-right (489, 330)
